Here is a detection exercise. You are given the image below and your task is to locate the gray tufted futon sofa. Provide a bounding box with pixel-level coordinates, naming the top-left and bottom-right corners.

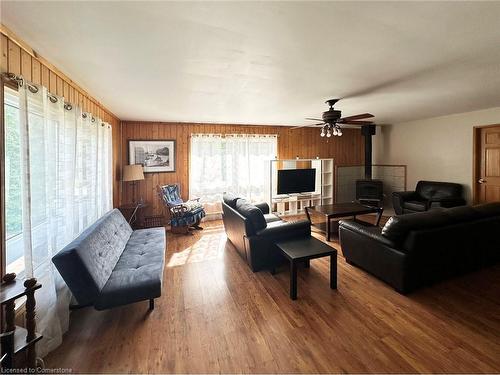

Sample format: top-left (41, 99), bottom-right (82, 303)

top-left (52, 209), bottom-right (166, 311)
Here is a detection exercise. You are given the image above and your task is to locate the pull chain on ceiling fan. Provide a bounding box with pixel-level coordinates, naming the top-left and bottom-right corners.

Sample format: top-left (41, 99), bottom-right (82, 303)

top-left (291, 99), bottom-right (374, 137)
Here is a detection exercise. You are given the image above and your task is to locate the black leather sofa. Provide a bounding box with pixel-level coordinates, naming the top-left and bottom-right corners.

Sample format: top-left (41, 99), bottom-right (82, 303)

top-left (392, 180), bottom-right (466, 214)
top-left (222, 193), bottom-right (310, 271)
top-left (339, 203), bottom-right (500, 293)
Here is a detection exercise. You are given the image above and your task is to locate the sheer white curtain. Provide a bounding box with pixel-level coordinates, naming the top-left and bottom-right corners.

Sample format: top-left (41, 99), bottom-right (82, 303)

top-left (190, 134), bottom-right (277, 216)
top-left (73, 112), bottom-right (113, 232)
top-left (12, 81), bottom-right (113, 356)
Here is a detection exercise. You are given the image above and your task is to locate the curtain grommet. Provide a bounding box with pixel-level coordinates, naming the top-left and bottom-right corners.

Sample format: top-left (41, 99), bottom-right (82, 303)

top-left (28, 84), bottom-right (39, 94)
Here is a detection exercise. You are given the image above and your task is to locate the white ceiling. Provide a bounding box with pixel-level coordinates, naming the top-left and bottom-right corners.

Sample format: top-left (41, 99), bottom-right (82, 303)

top-left (2, 1), bottom-right (500, 125)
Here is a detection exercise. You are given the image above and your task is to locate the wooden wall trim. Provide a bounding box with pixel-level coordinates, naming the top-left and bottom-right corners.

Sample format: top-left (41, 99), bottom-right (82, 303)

top-left (120, 121), bottom-right (366, 217)
top-left (0, 24), bottom-right (36, 59)
top-left (0, 24), bottom-right (119, 121)
top-left (0, 25), bottom-right (122, 208)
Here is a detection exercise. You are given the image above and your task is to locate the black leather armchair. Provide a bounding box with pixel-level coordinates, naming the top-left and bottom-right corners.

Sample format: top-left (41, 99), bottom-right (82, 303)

top-left (222, 193), bottom-right (311, 271)
top-left (392, 180), bottom-right (466, 215)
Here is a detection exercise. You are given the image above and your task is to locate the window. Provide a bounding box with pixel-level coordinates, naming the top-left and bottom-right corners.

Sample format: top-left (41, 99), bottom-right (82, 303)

top-left (189, 134), bottom-right (277, 214)
top-left (4, 86), bottom-right (25, 274)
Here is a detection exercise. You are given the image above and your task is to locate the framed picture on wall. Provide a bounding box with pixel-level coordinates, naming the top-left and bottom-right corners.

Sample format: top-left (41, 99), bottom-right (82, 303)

top-left (128, 140), bottom-right (176, 173)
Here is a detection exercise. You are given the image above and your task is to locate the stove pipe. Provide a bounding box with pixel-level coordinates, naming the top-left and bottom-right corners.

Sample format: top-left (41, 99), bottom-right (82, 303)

top-left (361, 125), bottom-right (376, 179)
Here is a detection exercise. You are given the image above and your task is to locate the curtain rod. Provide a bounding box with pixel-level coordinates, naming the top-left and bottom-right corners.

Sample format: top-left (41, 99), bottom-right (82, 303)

top-left (4, 72), bottom-right (65, 106)
top-left (2, 72), bottom-right (111, 128)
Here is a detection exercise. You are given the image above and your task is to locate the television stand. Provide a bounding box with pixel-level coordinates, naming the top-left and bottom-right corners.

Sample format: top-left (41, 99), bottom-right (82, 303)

top-left (272, 193), bottom-right (322, 216)
top-left (291, 192), bottom-right (315, 197)
top-left (270, 158), bottom-right (334, 216)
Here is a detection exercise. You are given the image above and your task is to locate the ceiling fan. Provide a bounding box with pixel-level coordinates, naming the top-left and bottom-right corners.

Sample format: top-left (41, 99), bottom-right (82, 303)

top-left (291, 99), bottom-right (374, 137)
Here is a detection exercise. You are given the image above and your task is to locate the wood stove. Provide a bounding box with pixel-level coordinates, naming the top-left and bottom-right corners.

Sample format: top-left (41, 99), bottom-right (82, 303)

top-left (356, 124), bottom-right (383, 206)
top-left (356, 179), bottom-right (383, 206)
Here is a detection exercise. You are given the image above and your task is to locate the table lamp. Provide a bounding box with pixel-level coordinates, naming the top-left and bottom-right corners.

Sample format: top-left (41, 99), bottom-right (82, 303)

top-left (123, 164), bottom-right (145, 204)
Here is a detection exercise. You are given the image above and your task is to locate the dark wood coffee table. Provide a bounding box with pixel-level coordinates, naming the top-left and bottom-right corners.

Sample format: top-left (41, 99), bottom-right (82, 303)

top-left (305, 202), bottom-right (383, 241)
top-left (274, 236), bottom-right (337, 300)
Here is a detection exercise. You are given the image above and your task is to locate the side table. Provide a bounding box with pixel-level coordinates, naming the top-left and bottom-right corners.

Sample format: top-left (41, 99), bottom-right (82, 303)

top-left (118, 203), bottom-right (149, 229)
top-left (274, 236), bottom-right (337, 300)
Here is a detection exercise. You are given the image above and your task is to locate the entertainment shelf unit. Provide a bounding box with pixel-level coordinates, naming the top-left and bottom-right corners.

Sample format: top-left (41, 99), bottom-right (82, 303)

top-left (270, 158), bottom-right (334, 216)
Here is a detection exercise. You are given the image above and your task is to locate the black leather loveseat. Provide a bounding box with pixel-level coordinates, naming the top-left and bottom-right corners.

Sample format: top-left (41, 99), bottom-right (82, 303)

top-left (392, 180), bottom-right (466, 214)
top-left (339, 203), bottom-right (500, 293)
top-left (222, 193), bottom-right (310, 271)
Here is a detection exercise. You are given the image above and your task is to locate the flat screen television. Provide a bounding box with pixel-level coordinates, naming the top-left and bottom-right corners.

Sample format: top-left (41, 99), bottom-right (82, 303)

top-left (277, 168), bottom-right (316, 195)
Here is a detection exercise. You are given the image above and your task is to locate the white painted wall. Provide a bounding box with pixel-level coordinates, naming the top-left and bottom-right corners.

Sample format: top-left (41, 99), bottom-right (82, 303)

top-left (373, 107), bottom-right (500, 202)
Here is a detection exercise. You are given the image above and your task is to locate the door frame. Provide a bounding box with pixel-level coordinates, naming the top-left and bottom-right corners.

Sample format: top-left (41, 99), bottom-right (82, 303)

top-left (472, 123), bottom-right (500, 204)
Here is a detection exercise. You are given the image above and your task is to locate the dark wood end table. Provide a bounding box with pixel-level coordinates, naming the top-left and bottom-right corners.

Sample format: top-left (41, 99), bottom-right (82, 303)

top-left (306, 202), bottom-right (383, 241)
top-left (274, 236), bottom-right (337, 300)
top-left (118, 203), bottom-right (149, 229)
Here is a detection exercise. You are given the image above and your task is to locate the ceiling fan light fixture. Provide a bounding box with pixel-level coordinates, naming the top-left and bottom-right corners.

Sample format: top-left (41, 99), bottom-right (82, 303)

top-left (294, 99), bottom-right (374, 138)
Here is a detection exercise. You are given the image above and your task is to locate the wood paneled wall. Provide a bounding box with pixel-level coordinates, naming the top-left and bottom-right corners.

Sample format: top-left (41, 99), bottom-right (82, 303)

top-left (0, 26), bottom-right (122, 207)
top-left (120, 121), bottom-right (365, 216)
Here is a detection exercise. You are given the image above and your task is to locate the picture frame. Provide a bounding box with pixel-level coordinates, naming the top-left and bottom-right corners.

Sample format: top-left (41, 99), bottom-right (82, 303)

top-left (128, 140), bottom-right (176, 173)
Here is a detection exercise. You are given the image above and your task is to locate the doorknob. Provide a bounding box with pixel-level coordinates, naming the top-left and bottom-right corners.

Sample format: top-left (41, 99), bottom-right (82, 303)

top-left (478, 178), bottom-right (486, 184)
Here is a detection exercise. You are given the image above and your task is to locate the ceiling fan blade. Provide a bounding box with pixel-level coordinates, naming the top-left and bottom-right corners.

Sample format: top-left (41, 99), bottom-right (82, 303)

top-left (305, 117), bottom-right (324, 122)
top-left (293, 123), bottom-right (325, 129)
top-left (338, 120), bottom-right (374, 125)
top-left (290, 123), bottom-right (324, 130)
top-left (340, 124), bottom-right (362, 129)
top-left (340, 113), bottom-right (374, 122)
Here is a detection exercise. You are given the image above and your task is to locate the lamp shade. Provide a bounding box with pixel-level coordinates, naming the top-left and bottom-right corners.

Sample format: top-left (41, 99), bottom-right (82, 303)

top-left (123, 164), bottom-right (144, 182)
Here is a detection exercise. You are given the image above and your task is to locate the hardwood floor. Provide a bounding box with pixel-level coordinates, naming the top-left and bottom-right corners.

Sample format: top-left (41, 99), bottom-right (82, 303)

top-left (45, 217), bottom-right (500, 373)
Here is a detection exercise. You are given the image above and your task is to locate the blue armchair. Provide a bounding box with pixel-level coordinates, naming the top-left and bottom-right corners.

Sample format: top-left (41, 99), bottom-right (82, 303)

top-left (158, 184), bottom-right (206, 233)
